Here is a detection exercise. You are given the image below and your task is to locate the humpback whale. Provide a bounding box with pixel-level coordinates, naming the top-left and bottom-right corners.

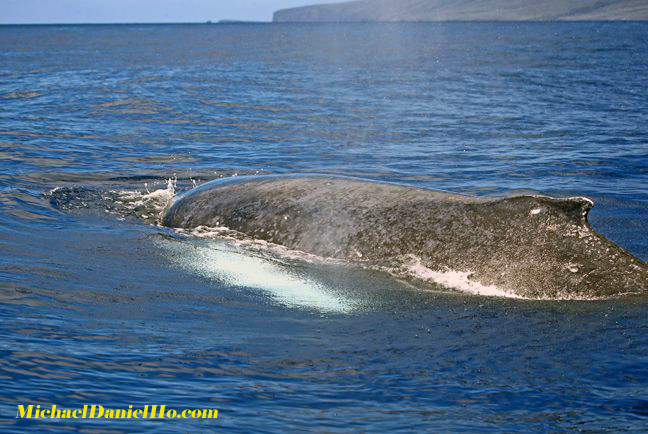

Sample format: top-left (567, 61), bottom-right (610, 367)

top-left (162, 174), bottom-right (647, 298)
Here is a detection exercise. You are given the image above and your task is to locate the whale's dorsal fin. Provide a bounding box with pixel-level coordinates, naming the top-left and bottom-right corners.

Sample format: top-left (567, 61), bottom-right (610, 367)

top-left (498, 195), bottom-right (593, 225)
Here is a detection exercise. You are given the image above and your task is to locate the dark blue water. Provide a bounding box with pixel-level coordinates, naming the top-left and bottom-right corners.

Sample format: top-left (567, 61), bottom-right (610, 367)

top-left (0, 22), bottom-right (647, 432)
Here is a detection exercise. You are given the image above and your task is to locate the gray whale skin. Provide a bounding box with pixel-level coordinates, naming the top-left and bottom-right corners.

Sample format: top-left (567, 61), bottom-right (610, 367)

top-left (163, 174), bottom-right (647, 298)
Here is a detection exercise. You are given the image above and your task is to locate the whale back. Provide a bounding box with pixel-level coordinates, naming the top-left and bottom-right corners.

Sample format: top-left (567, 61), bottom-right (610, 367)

top-left (163, 175), bottom-right (647, 298)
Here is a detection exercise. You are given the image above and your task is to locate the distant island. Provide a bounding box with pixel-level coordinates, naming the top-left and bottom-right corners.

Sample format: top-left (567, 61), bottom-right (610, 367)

top-left (218, 19), bottom-right (265, 24)
top-left (273, 0), bottom-right (648, 22)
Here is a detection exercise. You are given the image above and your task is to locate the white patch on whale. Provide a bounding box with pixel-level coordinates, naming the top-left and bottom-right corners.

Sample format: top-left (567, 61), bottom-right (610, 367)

top-left (400, 256), bottom-right (524, 299)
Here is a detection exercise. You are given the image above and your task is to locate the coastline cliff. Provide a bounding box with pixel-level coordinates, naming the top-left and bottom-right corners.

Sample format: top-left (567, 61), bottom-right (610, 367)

top-left (273, 0), bottom-right (648, 22)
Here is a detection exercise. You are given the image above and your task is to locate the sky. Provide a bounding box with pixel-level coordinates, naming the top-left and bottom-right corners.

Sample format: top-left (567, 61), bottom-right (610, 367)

top-left (0, 0), bottom-right (343, 24)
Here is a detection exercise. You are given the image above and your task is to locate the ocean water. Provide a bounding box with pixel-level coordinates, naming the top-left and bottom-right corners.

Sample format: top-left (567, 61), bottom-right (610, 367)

top-left (0, 22), bottom-right (647, 432)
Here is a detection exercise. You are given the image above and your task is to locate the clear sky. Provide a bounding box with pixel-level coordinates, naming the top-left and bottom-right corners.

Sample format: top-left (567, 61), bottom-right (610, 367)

top-left (0, 0), bottom-right (343, 24)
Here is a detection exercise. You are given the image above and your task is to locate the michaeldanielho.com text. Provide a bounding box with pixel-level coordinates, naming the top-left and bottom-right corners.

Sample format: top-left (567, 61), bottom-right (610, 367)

top-left (16, 405), bottom-right (218, 419)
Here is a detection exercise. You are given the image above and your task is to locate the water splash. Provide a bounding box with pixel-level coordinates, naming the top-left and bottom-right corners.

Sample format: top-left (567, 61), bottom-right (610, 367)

top-left (48, 178), bottom-right (177, 225)
top-left (119, 177), bottom-right (176, 222)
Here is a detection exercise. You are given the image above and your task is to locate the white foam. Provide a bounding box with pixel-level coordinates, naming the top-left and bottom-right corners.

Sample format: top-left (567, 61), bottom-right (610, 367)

top-left (157, 237), bottom-right (354, 313)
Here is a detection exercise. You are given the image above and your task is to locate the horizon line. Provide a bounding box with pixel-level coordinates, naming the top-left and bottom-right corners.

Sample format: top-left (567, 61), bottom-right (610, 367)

top-left (1, 19), bottom-right (646, 26)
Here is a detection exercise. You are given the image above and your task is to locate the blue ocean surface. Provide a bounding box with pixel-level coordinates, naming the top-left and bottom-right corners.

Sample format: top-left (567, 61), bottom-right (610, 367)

top-left (0, 22), bottom-right (647, 431)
